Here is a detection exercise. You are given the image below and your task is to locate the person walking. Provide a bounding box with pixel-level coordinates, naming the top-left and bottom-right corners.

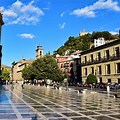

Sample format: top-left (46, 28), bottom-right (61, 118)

top-left (21, 81), bottom-right (24, 89)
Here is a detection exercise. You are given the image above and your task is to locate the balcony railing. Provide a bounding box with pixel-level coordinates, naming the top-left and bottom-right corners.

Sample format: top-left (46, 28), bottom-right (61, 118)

top-left (81, 53), bottom-right (120, 66)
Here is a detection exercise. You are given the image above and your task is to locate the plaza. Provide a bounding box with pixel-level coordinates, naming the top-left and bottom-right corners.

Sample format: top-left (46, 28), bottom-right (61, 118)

top-left (0, 84), bottom-right (120, 120)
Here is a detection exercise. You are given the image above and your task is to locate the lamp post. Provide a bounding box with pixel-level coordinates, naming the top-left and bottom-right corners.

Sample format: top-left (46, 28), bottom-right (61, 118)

top-left (0, 13), bottom-right (4, 85)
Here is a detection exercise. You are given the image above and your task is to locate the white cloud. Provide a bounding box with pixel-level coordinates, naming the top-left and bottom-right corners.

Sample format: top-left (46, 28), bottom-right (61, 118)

top-left (110, 31), bottom-right (118, 35)
top-left (70, 0), bottom-right (120, 17)
top-left (1, 0), bottom-right (44, 25)
top-left (61, 12), bottom-right (65, 17)
top-left (19, 33), bottom-right (35, 39)
top-left (59, 22), bottom-right (66, 29)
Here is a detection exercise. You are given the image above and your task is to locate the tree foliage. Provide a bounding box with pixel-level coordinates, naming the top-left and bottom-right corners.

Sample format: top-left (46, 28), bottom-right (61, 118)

top-left (22, 55), bottom-right (63, 82)
top-left (86, 73), bottom-right (97, 84)
top-left (1, 69), bottom-right (10, 80)
top-left (91, 31), bottom-right (119, 41)
top-left (53, 34), bottom-right (92, 56)
top-left (53, 31), bottom-right (118, 56)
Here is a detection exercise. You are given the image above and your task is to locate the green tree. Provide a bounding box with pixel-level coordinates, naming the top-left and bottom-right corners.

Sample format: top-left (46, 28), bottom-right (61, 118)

top-left (22, 55), bottom-right (63, 82)
top-left (81, 34), bottom-right (91, 51)
top-left (92, 31), bottom-right (112, 40)
top-left (53, 34), bottom-right (92, 56)
top-left (86, 73), bottom-right (97, 84)
top-left (1, 69), bottom-right (10, 81)
top-left (22, 64), bottom-right (36, 80)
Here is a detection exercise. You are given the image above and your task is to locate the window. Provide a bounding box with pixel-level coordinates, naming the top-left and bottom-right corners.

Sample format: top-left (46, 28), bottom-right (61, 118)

top-left (115, 47), bottom-right (119, 57)
top-left (84, 68), bottom-right (87, 76)
top-left (98, 66), bottom-right (102, 74)
top-left (61, 64), bottom-right (64, 68)
top-left (98, 52), bottom-right (101, 61)
top-left (118, 79), bottom-right (120, 84)
top-left (116, 63), bottom-right (120, 73)
top-left (108, 79), bottom-right (111, 83)
top-left (106, 50), bottom-right (109, 59)
top-left (70, 62), bottom-right (73, 67)
top-left (64, 63), bottom-right (69, 68)
top-left (90, 54), bottom-right (93, 62)
top-left (106, 64), bottom-right (110, 74)
top-left (100, 77), bottom-right (102, 83)
top-left (40, 51), bottom-right (42, 55)
top-left (84, 56), bottom-right (87, 63)
top-left (91, 67), bottom-right (94, 74)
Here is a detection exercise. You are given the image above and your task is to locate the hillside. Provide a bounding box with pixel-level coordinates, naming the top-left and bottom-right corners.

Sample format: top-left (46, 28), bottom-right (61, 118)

top-left (53, 31), bottom-right (119, 56)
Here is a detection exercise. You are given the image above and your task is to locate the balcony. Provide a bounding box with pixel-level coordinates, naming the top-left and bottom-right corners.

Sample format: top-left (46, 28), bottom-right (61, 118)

top-left (109, 53), bottom-right (120, 60)
top-left (81, 53), bottom-right (120, 66)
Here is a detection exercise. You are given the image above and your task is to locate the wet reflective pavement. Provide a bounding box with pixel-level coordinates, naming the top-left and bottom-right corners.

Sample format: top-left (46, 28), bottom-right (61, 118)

top-left (0, 84), bottom-right (120, 120)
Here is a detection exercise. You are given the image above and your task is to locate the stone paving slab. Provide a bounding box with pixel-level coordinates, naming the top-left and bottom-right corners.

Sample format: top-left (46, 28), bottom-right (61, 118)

top-left (0, 84), bottom-right (120, 120)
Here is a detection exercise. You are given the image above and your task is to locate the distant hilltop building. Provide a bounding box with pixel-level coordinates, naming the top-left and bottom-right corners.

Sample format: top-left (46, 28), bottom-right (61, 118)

top-left (79, 29), bottom-right (88, 36)
top-left (94, 37), bottom-right (105, 47)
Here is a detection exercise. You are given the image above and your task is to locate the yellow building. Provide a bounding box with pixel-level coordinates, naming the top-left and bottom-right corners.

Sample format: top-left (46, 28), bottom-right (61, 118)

top-left (81, 39), bottom-right (120, 84)
top-left (12, 59), bottom-right (34, 81)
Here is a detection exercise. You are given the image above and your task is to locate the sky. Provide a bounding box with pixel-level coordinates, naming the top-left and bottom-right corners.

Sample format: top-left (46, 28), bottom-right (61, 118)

top-left (0, 0), bottom-right (120, 66)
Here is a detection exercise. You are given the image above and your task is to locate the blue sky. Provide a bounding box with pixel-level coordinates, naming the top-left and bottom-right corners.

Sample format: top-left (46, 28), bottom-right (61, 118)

top-left (0, 0), bottom-right (120, 66)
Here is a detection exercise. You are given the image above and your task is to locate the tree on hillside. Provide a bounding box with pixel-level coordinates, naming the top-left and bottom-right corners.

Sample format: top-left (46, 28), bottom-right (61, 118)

top-left (53, 34), bottom-right (92, 56)
top-left (81, 34), bottom-right (91, 51)
top-left (91, 31), bottom-right (112, 41)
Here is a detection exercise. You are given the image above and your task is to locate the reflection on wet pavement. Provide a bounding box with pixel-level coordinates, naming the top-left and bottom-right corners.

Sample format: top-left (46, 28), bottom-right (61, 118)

top-left (0, 84), bottom-right (120, 120)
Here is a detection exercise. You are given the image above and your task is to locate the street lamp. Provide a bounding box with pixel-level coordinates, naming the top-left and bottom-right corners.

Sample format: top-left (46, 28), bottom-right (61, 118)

top-left (0, 13), bottom-right (4, 85)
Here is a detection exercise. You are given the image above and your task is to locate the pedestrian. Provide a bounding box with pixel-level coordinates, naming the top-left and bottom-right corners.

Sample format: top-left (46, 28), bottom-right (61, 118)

top-left (21, 81), bottom-right (24, 89)
top-left (57, 82), bottom-right (60, 90)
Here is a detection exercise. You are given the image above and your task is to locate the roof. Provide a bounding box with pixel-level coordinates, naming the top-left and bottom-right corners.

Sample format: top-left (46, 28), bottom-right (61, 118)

top-left (81, 39), bottom-right (120, 55)
top-left (71, 50), bottom-right (81, 55)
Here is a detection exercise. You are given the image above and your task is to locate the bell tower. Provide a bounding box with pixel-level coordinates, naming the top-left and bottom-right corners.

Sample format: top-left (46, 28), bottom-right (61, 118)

top-left (36, 45), bottom-right (43, 59)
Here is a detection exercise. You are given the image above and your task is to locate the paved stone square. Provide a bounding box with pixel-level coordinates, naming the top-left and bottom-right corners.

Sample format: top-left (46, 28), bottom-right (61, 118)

top-left (0, 84), bottom-right (120, 120)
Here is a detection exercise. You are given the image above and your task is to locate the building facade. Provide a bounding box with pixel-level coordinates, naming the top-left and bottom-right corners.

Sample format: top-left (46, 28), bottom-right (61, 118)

top-left (81, 39), bottom-right (120, 84)
top-left (12, 59), bottom-right (34, 81)
top-left (56, 51), bottom-right (81, 85)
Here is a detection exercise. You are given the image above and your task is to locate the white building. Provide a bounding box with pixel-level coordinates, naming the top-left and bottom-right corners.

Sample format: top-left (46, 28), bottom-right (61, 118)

top-left (94, 37), bottom-right (105, 47)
